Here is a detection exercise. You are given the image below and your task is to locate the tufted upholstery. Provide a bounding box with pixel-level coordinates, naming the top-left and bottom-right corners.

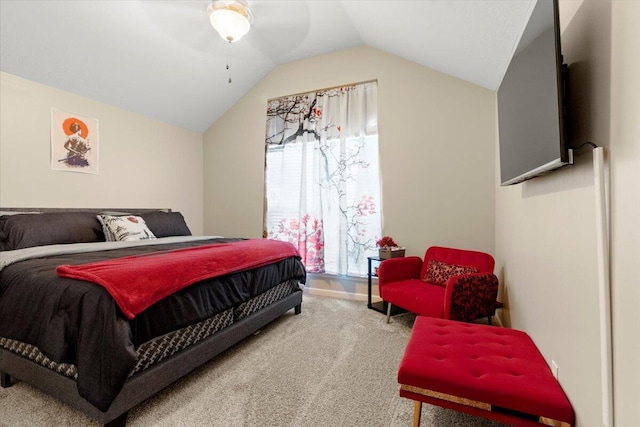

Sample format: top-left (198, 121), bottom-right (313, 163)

top-left (398, 317), bottom-right (575, 426)
top-left (378, 246), bottom-right (500, 323)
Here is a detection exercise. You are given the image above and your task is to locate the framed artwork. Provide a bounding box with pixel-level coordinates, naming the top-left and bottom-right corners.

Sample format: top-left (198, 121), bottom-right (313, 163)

top-left (51, 108), bottom-right (99, 174)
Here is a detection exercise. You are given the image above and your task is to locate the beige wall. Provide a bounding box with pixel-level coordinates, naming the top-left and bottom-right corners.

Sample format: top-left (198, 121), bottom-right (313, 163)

top-left (496, 0), bottom-right (639, 425)
top-left (610, 1), bottom-right (640, 425)
top-left (0, 72), bottom-right (204, 234)
top-left (203, 46), bottom-right (496, 279)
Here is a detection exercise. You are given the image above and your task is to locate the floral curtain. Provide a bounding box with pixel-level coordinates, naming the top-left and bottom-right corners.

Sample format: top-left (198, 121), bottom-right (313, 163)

top-left (264, 81), bottom-right (381, 276)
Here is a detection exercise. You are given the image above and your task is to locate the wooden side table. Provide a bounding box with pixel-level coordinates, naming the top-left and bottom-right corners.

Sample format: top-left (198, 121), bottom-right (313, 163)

top-left (367, 257), bottom-right (384, 313)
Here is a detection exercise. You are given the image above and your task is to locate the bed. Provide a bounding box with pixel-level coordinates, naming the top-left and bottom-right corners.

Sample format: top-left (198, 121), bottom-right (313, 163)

top-left (0, 208), bottom-right (306, 426)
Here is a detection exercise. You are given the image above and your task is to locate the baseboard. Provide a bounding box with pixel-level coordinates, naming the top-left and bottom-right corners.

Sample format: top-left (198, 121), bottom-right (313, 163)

top-left (303, 273), bottom-right (380, 304)
top-left (492, 314), bottom-right (504, 327)
top-left (302, 281), bottom-right (503, 327)
top-left (303, 286), bottom-right (374, 303)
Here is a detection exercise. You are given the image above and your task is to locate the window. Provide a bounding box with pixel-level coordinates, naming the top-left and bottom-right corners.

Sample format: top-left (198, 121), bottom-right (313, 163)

top-left (264, 81), bottom-right (381, 276)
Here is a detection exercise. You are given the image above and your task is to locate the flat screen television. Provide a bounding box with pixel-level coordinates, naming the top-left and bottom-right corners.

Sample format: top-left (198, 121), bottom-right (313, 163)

top-left (497, 0), bottom-right (573, 186)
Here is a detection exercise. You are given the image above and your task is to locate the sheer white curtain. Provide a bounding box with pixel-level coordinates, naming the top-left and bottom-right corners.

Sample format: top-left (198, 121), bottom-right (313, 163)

top-left (264, 82), bottom-right (381, 276)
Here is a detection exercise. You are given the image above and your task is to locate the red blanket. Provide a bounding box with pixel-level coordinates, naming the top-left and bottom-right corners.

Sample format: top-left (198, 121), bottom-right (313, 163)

top-left (56, 239), bottom-right (300, 319)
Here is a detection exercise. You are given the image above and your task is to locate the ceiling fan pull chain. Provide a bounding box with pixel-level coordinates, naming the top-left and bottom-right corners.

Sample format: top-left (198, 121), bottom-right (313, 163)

top-left (226, 40), bottom-right (232, 84)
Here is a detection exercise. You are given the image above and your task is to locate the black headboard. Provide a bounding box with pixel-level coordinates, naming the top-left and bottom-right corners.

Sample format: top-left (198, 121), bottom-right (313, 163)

top-left (0, 208), bottom-right (170, 213)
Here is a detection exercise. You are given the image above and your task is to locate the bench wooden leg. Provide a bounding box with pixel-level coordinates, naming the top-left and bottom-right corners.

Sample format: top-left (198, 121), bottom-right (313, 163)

top-left (386, 303), bottom-right (392, 324)
top-left (413, 400), bottom-right (422, 427)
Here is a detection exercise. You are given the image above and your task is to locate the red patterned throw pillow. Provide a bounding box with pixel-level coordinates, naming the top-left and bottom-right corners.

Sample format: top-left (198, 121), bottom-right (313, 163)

top-left (423, 259), bottom-right (477, 286)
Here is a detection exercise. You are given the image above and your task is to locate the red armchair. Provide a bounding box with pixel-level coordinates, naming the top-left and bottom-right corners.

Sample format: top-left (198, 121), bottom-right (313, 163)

top-left (378, 246), bottom-right (500, 324)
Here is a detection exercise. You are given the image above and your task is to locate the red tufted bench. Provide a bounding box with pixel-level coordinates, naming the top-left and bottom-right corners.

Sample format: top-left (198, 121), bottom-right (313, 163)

top-left (398, 317), bottom-right (575, 427)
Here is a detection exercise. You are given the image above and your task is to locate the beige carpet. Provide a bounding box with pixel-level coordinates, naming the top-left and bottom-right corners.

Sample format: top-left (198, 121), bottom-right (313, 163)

top-left (0, 294), bottom-right (508, 426)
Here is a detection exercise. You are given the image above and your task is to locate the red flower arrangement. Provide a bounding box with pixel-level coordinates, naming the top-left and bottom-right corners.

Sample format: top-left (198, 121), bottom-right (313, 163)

top-left (376, 236), bottom-right (398, 248)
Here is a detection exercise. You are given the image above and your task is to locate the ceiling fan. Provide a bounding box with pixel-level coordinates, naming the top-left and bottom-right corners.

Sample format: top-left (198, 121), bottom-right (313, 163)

top-left (137, 1), bottom-right (310, 62)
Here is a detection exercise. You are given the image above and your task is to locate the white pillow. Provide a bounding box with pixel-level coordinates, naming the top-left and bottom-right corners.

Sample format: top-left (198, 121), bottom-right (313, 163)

top-left (97, 215), bottom-right (156, 242)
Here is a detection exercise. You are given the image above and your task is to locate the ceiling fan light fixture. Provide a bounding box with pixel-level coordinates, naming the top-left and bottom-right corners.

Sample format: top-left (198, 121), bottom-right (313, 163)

top-left (208, 0), bottom-right (253, 43)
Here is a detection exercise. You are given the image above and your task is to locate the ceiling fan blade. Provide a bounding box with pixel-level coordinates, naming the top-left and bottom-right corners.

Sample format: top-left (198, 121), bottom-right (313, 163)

top-left (244, 1), bottom-right (311, 62)
top-left (137, 0), bottom-right (218, 53)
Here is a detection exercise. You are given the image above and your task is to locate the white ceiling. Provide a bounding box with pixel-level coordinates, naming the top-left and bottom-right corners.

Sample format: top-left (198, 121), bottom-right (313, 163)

top-left (0, 0), bottom-right (535, 133)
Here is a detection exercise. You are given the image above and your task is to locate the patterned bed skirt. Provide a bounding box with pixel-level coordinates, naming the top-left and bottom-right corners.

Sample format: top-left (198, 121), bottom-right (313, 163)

top-left (0, 280), bottom-right (302, 381)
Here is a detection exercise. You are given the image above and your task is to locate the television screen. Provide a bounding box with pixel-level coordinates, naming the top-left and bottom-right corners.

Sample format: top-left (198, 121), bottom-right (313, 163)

top-left (497, 0), bottom-right (572, 186)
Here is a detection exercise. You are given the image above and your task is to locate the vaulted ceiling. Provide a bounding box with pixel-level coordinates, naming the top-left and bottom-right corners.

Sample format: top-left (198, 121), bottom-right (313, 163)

top-left (0, 0), bottom-right (535, 132)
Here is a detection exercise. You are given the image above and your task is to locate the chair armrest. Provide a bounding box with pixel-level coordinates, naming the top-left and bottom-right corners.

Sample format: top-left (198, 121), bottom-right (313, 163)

top-left (443, 272), bottom-right (499, 322)
top-left (377, 256), bottom-right (423, 287)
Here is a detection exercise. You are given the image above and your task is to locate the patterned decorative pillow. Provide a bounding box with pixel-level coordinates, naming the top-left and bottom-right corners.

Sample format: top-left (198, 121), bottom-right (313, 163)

top-left (97, 215), bottom-right (156, 242)
top-left (423, 259), bottom-right (478, 286)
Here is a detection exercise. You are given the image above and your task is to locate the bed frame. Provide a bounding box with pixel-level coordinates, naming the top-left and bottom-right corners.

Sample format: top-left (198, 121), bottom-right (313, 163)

top-left (0, 208), bottom-right (303, 426)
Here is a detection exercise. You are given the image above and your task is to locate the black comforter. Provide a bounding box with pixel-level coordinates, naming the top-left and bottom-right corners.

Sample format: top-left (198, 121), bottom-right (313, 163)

top-left (0, 238), bottom-right (305, 411)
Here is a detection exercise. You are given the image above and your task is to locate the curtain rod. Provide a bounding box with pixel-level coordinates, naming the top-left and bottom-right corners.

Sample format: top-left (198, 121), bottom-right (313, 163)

top-left (267, 79), bottom-right (377, 102)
